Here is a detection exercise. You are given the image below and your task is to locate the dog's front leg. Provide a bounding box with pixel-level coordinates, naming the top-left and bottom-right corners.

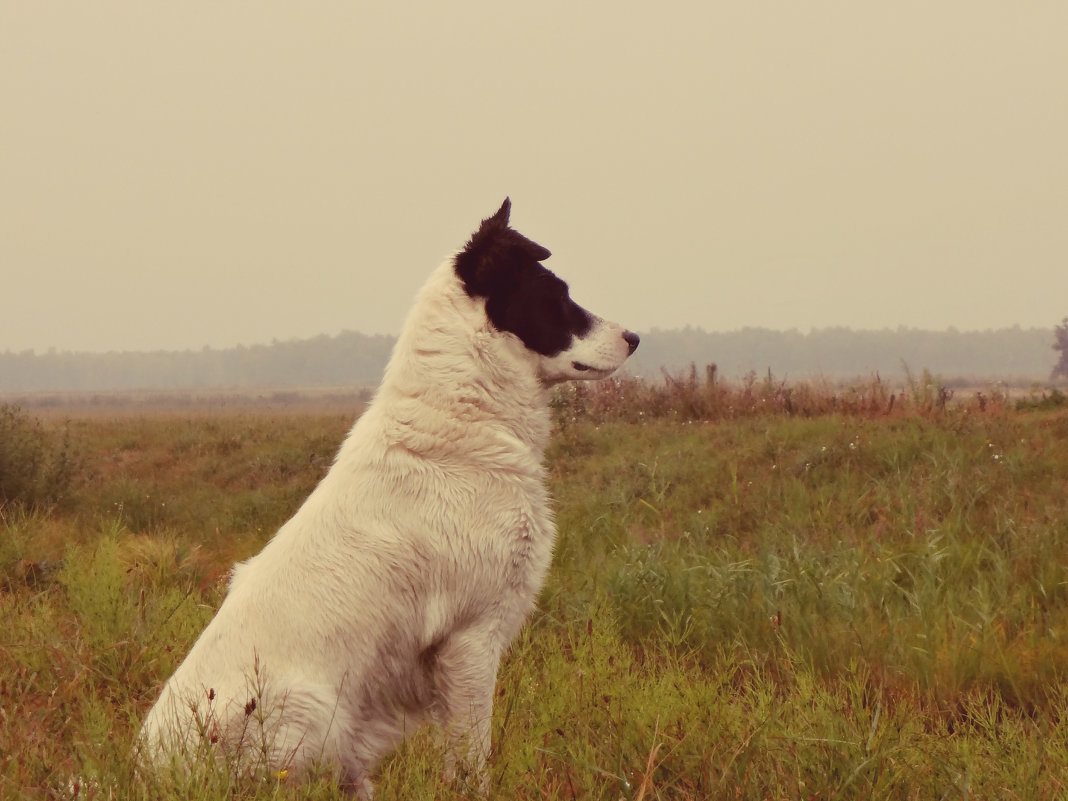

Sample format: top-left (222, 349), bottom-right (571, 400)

top-left (430, 626), bottom-right (502, 792)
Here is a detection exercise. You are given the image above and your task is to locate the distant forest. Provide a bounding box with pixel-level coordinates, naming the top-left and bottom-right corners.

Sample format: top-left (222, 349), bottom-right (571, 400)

top-left (0, 326), bottom-right (1061, 394)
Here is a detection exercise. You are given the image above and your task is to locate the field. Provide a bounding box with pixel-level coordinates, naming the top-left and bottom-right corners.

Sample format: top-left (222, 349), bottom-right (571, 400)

top-left (2, 373), bottom-right (1068, 799)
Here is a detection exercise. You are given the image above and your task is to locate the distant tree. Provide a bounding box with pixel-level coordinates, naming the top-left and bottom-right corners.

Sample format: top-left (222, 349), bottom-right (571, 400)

top-left (1053, 318), bottom-right (1068, 380)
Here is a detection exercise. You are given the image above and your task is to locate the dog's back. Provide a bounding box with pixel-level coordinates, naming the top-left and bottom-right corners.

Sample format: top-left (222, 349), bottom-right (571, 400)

top-left (139, 200), bottom-right (638, 794)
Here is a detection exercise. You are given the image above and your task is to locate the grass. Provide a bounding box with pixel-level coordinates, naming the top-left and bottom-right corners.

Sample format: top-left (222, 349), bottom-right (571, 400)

top-left (2, 375), bottom-right (1068, 799)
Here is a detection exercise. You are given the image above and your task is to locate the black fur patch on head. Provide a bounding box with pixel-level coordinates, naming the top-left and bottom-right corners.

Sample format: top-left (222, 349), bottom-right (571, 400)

top-left (455, 198), bottom-right (593, 357)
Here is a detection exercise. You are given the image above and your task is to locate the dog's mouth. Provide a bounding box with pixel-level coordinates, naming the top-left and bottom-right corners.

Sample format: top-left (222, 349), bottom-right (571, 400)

top-left (571, 361), bottom-right (614, 376)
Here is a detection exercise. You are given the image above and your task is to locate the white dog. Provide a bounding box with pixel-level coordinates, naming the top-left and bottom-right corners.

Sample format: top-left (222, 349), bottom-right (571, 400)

top-left (138, 199), bottom-right (639, 795)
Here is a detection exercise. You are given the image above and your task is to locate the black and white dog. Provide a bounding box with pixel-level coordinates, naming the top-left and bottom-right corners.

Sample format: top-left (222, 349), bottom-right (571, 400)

top-left (139, 199), bottom-right (638, 795)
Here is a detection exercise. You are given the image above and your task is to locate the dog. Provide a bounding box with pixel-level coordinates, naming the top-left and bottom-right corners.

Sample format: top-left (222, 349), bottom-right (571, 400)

top-left (138, 198), bottom-right (639, 795)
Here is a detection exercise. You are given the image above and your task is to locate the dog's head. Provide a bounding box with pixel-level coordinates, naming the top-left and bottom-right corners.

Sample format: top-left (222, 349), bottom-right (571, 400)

top-left (454, 198), bottom-right (639, 384)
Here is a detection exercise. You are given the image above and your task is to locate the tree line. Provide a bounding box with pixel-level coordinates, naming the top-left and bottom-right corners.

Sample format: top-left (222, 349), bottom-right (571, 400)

top-left (0, 332), bottom-right (395, 393)
top-left (626, 325), bottom-right (1059, 383)
top-left (0, 326), bottom-right (1061, 394)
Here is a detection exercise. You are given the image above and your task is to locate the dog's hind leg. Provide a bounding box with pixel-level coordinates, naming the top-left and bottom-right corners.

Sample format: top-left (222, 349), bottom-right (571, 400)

top-left (337, 767), bottom-right (376, 800)
top-left (334, 703), bottom-right (415, 799)
top-left (426, 626), bottom-right (502, 792)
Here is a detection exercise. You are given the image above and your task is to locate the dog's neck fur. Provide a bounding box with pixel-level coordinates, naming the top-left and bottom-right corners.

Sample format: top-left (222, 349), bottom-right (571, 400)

top-left (366, 260), bottom-right (553, 466)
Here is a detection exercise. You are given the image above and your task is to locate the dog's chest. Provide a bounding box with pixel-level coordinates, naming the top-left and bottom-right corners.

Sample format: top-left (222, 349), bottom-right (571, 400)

top-left (505, 490), bottom-right (555, 584)
top-left (458, 473), bottom-right (556, 597)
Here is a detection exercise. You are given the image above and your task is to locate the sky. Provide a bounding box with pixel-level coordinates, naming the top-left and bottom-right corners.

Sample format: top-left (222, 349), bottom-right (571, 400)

top-left (2, 2), bottom-right (1067, 354)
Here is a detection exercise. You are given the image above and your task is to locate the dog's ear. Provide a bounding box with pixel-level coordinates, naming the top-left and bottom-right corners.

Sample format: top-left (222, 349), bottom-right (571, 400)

top-left (489, 197), bottom-right (511, 227)
top-left (489, 198), bottom-right (551, 262)
top-left (455, 199), bottom-right (551, 297)
top-left (524, 237), bottom-right (552, 262)
top-left (466, 198), bottom-right (513, 255)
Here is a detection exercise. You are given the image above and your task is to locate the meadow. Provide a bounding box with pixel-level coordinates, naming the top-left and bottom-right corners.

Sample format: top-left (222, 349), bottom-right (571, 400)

top-left (2, 370), bottom-right (1067, 799)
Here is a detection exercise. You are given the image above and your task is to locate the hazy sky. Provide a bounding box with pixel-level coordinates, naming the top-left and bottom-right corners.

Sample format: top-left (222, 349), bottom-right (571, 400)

top-left (3, 3), bottom-right (1067, 353)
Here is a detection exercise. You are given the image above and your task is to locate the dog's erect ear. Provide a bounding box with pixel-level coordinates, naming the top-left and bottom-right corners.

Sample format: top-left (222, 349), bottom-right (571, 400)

top-left (488, 198), bottom-right (551, 262)
top-left (467, 198), bottom-right (513, 253)
top-left (489, 197), bottom-right (511, 227)
top-left (455, 198), bottom-right (552, 298)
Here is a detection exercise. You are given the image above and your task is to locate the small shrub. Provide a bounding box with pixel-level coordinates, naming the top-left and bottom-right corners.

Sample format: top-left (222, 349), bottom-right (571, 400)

top-left (0, 403), bottom-right (78, 511)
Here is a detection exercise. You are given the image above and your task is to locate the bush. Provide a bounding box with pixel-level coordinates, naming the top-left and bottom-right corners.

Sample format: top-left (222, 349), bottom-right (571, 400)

top-left (1052, 317), bottom-right (1068, 380)
top-left (1016, 387), bottom-right (1068, 411)
top-left (0, 403), bottom-right (77, 511)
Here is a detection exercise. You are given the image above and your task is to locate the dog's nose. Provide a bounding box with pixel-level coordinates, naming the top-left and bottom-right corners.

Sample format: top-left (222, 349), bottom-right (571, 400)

top-left (623, 331), bottom-right (640, 354)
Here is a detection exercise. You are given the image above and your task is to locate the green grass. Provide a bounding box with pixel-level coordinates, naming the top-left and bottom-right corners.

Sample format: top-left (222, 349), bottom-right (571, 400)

top-left (549, 413), bottom-right (1068, 708)
top-left (2, 385), bottom-right (1067, 799)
